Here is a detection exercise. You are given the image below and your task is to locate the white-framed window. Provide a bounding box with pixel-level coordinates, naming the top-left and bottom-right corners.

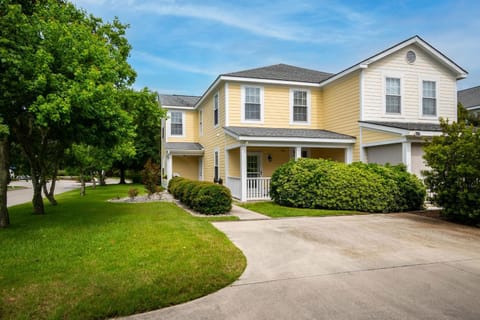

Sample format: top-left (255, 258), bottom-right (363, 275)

top-left (290, 89), bottom-right (310, 124)
top-left (213, 92), bottom-right (219, 127)
top-left (214, 149), bottom-right (219, 182)
top-left (199, 109), bottom-right (203, 136)
top-left (241, 86), bottom-right (263, 122)
top-left (169, 111), bottom-right (184, 136)
top-left (422, 80), bottom-right (437, 116)
top-left (385, 77), bottom-right (401, 114)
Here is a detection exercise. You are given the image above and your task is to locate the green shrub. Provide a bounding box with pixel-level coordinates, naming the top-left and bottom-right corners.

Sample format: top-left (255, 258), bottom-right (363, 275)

top-left (271, 158), bottom-right (425, 213)
top-left (168, 177), bottom-right (231, 215)
top-left (191, 184), bottom-right (232, 215)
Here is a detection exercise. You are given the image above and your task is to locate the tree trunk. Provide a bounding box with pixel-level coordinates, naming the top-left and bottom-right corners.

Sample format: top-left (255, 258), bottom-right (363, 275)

top-left (0, 137), bottom-right (10, 228)
top-left (42, 178), bottom-right (57, 206)
top-left (31, 166), bottom-right (45, 215)
top-left (92, 172), bottom-right (96, 189)
top-left (119, 166), bottom-right (126, 184)
top-left (80, 172), bottom-right (86, 196)
top-left (99, 170), bottom-right (106, 186)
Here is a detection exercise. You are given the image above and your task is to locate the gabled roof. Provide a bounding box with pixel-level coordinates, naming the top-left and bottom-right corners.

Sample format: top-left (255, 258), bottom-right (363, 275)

top-left (223, 64), bottom-right (333, 84)
top-left (159, 94), bottom-right (200, 108)
top-left (224, 126), bottom-right (355, 142)
top-left (321, 35), bottom-right (468, 86)
top-left (458, 86), bottom-right (480, 109)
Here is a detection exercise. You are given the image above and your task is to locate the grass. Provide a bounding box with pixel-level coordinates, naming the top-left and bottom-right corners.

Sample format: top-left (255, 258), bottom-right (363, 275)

top-left (0, 184), bottom-right (246, 320)
top-left (239, 201), bottom-right (364, 218)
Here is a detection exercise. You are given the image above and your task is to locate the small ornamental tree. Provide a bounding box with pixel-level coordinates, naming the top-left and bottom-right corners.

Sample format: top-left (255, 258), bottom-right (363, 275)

top-left (142, 159), bottom-right (160, 197)
top-left (423, 119), bottom-right (480, 224)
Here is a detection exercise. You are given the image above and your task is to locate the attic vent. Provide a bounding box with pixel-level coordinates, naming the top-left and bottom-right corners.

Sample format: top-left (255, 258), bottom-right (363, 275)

top-left (406, 50), bottom-right (416, 64)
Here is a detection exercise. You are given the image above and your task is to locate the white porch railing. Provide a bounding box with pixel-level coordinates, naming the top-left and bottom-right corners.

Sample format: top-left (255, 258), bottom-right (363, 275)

top-left (227, 176), bottom-right (241, 199)
top-left (246, 177), bottom-right (271, 200)
top-left (227, 176), bottom-right (271, 200)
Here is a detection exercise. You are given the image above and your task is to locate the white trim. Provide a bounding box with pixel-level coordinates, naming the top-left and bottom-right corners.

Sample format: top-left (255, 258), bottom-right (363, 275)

top-left (166, 110), bottom-right (186, 138)
top-left (162, 105), bottom-right (195, 110)
top-left (319, 36), bottom-right (467, 87)
top-left (225, 82), bottom-right (230, 127)
top-left (221, 75), bottom-right (320, 87)
top-left (402, 141), bottom-right (412, 173)
top-left (241, 85), bottom-right (264, 124)
top-left (168, 150), bottom-right (204, 156)
top-left (225, 143), bottom-right (241, 150)
top-left (166, 152), bottom-right (173, 181)
top-left (466, 105), bottom-right (480, 111)
top-left (199, 109), bottom-right (203, 136)
top-left (419, 78), bottom-right (439, 119)
top-left (359, 122), bottom-right (409, 135)
top-left (295, 147), bottom-right (302, 160)
top-left (289, 88), bottom-right (311, 125)
top-left (236, 136), bottom-right (356, 144)
top-left (213, 91), bottom-right (220, 128)
top-left (359, 127), bottom-right (365, 162)
top-left (360, 69), bottom-right (365, 121)
top-left (240, 144), bottom-right (247, 202)
top-left (214, 148), bottom-right (220, 181)
top-left (224, 149), bottom-right (229, 182)
top-left (345, 146), bottom-right (353, 164)
top-left (198, 157), bottom-right (204, 181)
top-left (247, 141), bottom-right (354, 148)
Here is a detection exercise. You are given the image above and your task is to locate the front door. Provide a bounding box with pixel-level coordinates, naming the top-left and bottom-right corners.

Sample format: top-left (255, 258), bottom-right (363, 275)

top-left (247, 152), bottom-right (262, 178)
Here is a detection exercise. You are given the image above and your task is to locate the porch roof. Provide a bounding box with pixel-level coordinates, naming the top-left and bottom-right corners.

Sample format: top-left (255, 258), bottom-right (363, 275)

top-left (165, 142), bottom-right (204, 155)
top-left (224, 126), bottom-right (356, 143)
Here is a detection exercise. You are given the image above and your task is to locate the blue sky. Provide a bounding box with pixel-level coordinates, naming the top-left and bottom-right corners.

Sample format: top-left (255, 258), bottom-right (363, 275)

top-left (73, 0), bottom-right (480, 96)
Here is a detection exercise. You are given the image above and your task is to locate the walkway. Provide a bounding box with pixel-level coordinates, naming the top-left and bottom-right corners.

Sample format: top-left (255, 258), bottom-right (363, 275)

top-left (7, 180), bottom-right (80, 207)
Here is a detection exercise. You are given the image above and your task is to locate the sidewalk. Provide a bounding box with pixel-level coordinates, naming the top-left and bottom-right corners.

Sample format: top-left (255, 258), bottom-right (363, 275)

top-left (230, 204), bottom-right (270, 220)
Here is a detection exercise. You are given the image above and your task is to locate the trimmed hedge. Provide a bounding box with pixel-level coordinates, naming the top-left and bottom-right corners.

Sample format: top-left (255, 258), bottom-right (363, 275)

top-left (270, 159), bottom-right (426, 212)
top-left (168, 177), bottom-right (232, 215)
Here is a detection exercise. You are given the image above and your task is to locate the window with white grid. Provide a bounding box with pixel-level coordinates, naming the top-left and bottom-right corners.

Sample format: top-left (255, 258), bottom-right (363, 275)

top-left (293, 90), bottom-right (308, 122)
top-left (422, 81), bottom-right (437, 116)
top-left (170, 111), bottom-right (183, 136)
top-left (386, 77), bottom-right (401, 114)
top-left (244, 87), bottom-right (261, 121)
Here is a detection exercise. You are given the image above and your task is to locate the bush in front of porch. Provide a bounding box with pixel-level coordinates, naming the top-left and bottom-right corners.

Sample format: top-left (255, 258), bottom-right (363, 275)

top-left (168, 177), bottom-right (232, 215)
top-left (270, 159), bottom-right (425, 213)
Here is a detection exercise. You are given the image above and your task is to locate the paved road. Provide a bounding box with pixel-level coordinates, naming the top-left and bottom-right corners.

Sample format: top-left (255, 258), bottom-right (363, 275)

top-left (7, 180), bottom-right (81, 207)
top-left (123, 213), bottom-right (480, 320)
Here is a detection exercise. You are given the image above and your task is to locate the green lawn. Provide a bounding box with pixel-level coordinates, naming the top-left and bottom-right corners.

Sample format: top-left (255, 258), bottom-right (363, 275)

top-left (0, 185), bottom-right (246, 320)
top-left (240, 201), bottom-right (364, 218)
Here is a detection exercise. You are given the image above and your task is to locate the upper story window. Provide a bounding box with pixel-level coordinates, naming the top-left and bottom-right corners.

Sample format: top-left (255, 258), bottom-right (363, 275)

top-left (170, 111), bottom-right (183, 136)
top-left (213, 93), bottom-right (219, 127)
top-left (385, 77), bottom-right (401, 114)
top-left (242, 86), bottom-right (263, 122)
top-left (291, 89), bottom-right (309, 123)
top-left (422, 80), bottom-right (437, 116)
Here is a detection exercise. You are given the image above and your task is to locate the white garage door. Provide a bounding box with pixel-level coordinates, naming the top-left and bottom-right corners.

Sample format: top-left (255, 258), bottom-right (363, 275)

top-left (366, 143), bottom-right (402, 166)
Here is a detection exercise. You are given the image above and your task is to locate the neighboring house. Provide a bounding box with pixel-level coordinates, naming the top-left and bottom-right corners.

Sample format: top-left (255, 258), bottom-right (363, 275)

top-left (458, 85), bottom-right (480, 116)
top-left (160, 35), bottom-right (467, 202)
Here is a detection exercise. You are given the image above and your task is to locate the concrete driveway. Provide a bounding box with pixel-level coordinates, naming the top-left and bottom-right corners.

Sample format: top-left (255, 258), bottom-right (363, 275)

top-left (125, 213), bottom-right (480, 320)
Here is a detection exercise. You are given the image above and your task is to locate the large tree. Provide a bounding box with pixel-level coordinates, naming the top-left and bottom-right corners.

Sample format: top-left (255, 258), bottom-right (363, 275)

top-left (0, 0), bottom-right (136, 223)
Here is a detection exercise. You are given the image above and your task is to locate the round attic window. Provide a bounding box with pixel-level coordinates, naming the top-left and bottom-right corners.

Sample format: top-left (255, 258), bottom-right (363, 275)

top-left (406, 50), bottom-right (416, 64)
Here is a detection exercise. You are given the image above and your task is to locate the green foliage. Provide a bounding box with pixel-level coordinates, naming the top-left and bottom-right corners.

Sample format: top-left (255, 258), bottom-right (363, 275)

top-left (168, 177), bottom-right (232, 215)
top-left (127, 187), bottom-right (139, 199)
top-left (458, 102), bottom-right (480, 127)
top-left (141, 159), bottom-right (160, 196)
top-left (271, 159), bottom-right (425, 213)
top-left (423, 119), bottom-right (480, 224)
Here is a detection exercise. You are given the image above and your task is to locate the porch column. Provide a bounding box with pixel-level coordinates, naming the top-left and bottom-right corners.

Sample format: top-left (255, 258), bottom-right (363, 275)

top-left (240, 144), bottom-right (247, 202)
top-left (295, 146), bottom-right (302, 160)
top-left (166, 152), bottom-right (173, 181)
top-left (345, 146), bottom-right (353, 164)
top-left (224, 149), bottom-right (229, 182)
top-left (402, 141), bottom-right (412, 173)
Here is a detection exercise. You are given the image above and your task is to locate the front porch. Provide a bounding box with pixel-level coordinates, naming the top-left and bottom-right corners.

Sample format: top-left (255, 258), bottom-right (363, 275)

top-left (225, 145), bottom-right (352, 201)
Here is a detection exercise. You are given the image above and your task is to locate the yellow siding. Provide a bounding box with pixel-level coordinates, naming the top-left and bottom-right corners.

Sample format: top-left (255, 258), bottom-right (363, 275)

top-left (247, 147), bottom-right (291, 177)
top-left (198, 84), bottom-right (227, 181)
top-left (228, 148), bottom-right (240, 177)
top-left (227, 82), bottom-right (323, 128)
top-left (363, 44), bottom-right (457, 122)
top-left (167, 109), bottom-right (199, 143)
top-left (310, 148), bottom-right (345, 162)
top-left (361, 128), bottom-right (400, 144)
top-left (322, 72), bottom-right (361, 161)
top-left (172, 156), bottom-right (199, 180)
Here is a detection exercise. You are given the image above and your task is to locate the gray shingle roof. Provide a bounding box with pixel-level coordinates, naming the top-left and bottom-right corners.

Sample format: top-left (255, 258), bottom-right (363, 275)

top-left (224, 126), bottom-right (355, 140)
top-left (165, 142), bottom-right (204, 151)
top-left (360, 121), bottom-right (442, 131)
top-left (159, 94), bottom-right (200, 108)
top-left (458, 86), bottom-right (480, 109)
top-left (223, 64), bottom-right (333, 83)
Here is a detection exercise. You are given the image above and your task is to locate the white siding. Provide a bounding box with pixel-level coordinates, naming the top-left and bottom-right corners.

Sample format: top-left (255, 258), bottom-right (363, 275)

top-left (363, 44), bottom-right (457, 123)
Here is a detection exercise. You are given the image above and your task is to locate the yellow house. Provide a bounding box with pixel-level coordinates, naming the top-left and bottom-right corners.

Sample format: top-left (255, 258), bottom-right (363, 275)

top-left (160, 36), bottom-right (467, 201)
